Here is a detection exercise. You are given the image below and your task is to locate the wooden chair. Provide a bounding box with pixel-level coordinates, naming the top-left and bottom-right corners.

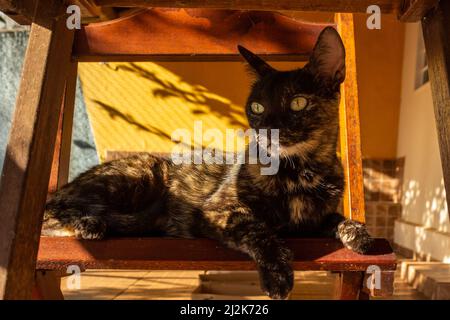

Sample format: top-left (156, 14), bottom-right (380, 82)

top-left (9, 1), bottom-right (447, 300)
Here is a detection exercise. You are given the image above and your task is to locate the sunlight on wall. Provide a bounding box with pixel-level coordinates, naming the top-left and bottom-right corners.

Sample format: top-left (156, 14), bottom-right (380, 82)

top-left (396, 170), bottom-right (450, 261)
top-left (395, 219), bottom-right (450, 262)
top-left (396, 23), bottom-right (450, 260)
top-left (78, 62), bottom-right (249, 162)
top-left (401, 179), bottom-right (448, 233)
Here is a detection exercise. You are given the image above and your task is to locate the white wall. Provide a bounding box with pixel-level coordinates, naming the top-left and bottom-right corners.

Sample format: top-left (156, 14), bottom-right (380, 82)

top-left (395, 23), bottom-right (450, 261)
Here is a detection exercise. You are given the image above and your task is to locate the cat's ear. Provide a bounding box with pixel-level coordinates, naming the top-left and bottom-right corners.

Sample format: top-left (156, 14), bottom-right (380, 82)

top-left (238, 45), bottom-right (276, 78)
top-left (306, 27), bottom-right (346, 85)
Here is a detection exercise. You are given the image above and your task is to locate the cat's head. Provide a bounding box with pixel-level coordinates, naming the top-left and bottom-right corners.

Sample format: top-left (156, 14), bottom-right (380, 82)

top-left (238, 27), bottom-right (345, 159)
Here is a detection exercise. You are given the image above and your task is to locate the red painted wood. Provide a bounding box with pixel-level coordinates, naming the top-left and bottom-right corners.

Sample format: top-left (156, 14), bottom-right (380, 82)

top-left (92, 0), bottom-right (402, 15)
top-left (37, 237), bottom-right (396, 271)
top-left (73, 8), bottom-right (334, 61)
top-left (338, 272), bottom-right (364, 299)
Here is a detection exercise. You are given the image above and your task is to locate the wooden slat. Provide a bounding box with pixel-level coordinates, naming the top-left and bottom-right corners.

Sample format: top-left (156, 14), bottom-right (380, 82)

top-left (0, 0), bottom-right (32, 24)
top-left (335, 13), bottom-right (365, 222)
top-left (398, 0), bottom-right (438, 22)
top-left (73, 8), bottom-right (334, 62)
top-left (37, 237), bottom-right (396, 271)
top-left (422, 1), bottom-right (450, 220)
top-left (58, 63), bottom-right (78, 188)
top-left (0, 10), bottom-right (75, 299)
top-left (2, 0), bottom-right (432, 23)
top-left (93, 0), bottom-right (402, 15)
top-left (48, 63), bottom-right (78, 193)
top-left (0, 0), bottom-right (59, 25)
top-left (48, 100), bottom-right (64, 194)
top-left (78, 0), bottom-right (118, 20)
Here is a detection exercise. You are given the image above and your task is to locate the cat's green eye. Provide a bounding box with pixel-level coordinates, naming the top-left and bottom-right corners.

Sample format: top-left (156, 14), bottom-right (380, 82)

top-left (251, 102), bottom-right (265, 114)
top-left (290, 96), bottom-right (308, 111)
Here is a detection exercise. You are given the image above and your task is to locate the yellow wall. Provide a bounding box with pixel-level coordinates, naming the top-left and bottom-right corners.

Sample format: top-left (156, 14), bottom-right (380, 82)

top-left (353, 14), bottom-right (404, 158)
top-left (78, 61), bottom-right (304, 161)
top-left (156, 60), bottom-right (306, 111)
top-left (158, 14), bottom-right (406, 159)
top-left (79, 13), bottom-right (404, 160)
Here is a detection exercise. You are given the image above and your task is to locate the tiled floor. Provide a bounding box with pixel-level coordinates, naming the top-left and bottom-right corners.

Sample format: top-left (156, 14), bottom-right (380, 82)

top-left (62, 270), bottom-right (200, 300)
top-left (61, 264), bottom-right (426, 300)
top-left (374, 265), bottom-right (428, 300)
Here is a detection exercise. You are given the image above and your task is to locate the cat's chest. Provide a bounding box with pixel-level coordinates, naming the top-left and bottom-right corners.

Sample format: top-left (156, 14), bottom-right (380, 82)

top-left (283, 179), bottom-right (342, 225)
top-left (282, 178), bottom-right (338, 224)
top-left (287, 194), bottom-right (315, 224)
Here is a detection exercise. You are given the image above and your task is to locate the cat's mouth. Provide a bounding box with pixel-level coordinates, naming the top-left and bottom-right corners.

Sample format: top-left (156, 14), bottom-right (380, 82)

top-left (256, 140), bottom-right (300, 159)
top-left (278, 140), bottom-right (321, 159)
top-left (253, 129), bottom-right (317, 159)
top-left (253, 132), bottom-right (304, 157)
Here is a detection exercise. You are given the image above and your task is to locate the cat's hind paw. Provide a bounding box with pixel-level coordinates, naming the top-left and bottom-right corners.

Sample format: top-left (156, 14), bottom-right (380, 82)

top-left (337, 219), bottom-right (374, 254)
top-left (74, 216), bottom-right (107, 240)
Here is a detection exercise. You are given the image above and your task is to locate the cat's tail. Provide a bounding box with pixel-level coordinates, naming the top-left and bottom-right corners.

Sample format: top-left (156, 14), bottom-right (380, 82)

top-left (42, 195), bottom-right (166, 239)
top-left (42, 196), bottom-right (108, 239)
top-left (41, 153), bottom-right (171, 239)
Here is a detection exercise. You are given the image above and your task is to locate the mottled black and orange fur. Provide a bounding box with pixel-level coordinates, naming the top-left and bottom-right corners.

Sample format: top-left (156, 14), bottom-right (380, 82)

top-left (43, 27), bottom-right (373, 299)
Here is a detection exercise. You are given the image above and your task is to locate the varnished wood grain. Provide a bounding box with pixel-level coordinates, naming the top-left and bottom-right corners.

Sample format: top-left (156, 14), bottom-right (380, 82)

top-left (398, 0), bottom-right (438, 22)
top-left (422, 1), bottom-right (450, 220)
top-left (338, 272), bottom-right (364, 299)
top-left (93, 0), bottom-right (402, 15)
top-left (0, 0), bottom-right (60, 25)
top-left (0, 0), bottom-right (32, 24)
top-left (32, 271), bottom-right (64, 300)
top-left (37, 237), bottom-right (396, 271)
top-left (78, 0), bottom-right (118, 20)
top-left (58, 63), bottom-right (78, 189)
top-left (0, 11), bottom-right (75, 299)
top-left (73, 9), bottom-right (334, 62)
top-left (335, 13), bottom-right (365, 223)
top-left (48, 101), bottom-right (64, 194)
top-left (1, 0), bottom-right (433, 23)
top-left (48, 63), bottom-right (78, 193)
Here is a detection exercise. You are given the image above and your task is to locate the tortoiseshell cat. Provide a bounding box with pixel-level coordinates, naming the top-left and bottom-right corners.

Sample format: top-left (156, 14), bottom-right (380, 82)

top-left (43, 27), bottom-right (373, 299)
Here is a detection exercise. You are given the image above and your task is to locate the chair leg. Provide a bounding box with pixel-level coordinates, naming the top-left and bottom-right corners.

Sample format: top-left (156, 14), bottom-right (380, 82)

top-left (358, 290), bottom-right (370, 300)
top-left (422, 1), bottom-right (450, 218)
top-left (32, 271), bottom-right (64, 300)
top-left (334, 13), bottom-right (365, 223)
top-left (0, 10), bottom-right (75, 299)
top-left (338, 272), bottom-right (366, 300)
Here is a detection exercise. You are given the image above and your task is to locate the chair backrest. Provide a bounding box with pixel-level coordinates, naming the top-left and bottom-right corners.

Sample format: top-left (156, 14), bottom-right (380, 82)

top-left (73, 9), bottom-right (331, 62)
top-left (51, 8), bottom-right (365, 222)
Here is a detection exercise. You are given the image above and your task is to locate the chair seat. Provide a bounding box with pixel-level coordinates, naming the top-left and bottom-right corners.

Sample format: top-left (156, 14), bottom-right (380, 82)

top-left (37, 237), bottom-right (396, 271)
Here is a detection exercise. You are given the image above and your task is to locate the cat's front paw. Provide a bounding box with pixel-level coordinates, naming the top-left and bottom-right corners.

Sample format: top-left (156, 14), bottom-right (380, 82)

top-left (74, 216), bottom-right (106, 240)
top-left (338, 220), bottom-right (373, 254)
top-left (258, 262), bottom-right (294, 300)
